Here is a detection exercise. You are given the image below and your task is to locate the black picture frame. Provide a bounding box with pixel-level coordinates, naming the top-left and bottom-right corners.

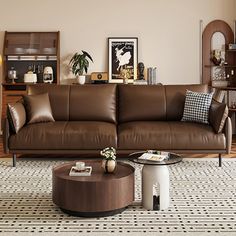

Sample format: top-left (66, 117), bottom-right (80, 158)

top-left (108, 37), bottom-right (138, 83)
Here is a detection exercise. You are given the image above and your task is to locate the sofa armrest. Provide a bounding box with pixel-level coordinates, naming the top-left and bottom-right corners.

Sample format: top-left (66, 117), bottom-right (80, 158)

top-left (3, 118), bottom-right (10, 154)
top-left (225, 117), bottom-right (232, 154)
top-left (209, 100), bottom-right (228, 133)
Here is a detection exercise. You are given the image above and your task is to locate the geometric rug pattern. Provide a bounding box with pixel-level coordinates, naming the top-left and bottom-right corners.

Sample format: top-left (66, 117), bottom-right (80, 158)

top-left (0, 159), bottom-right (236, 234)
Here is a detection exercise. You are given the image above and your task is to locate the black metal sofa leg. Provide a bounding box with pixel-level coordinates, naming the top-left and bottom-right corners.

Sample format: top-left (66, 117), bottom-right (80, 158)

top-left (219, 154), bottom-right (222, 167)
top-left (12, 154), bottom-right (16, 167)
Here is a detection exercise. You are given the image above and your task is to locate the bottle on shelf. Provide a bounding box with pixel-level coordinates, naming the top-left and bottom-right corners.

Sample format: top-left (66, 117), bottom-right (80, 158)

top-left (231, 102), bottom-right (236, 109)
top-left (230, 69), bottom-right (235, 86)
top-left (36, 64), bottom-right (44, 83)
top-left (8, 67), bottom-right (17, 83)
top-left (231, 69), bottom-right (234, 78)
top-left (226, 73), bottom-right (230, 81)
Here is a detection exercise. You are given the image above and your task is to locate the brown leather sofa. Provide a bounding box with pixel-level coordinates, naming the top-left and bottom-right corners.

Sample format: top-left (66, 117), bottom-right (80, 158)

top-left (3, 84), bottom-right (232, 167)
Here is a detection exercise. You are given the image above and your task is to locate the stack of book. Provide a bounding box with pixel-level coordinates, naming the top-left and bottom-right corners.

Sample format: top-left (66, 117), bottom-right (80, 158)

top-left (138, 151), bottom-right (169, 162)
top-left (133, 79), bottom-right (148, 85)
top-left (69, 165), bottom-right (92, 176)
top-left (147, 67), bottom-right (158, 85)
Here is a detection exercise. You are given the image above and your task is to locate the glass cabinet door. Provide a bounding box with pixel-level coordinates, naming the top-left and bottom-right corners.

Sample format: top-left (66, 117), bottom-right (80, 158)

top-left (5, 32), bottom-right (58, 55)
top-left (39, 33), bottom-right (58, 55)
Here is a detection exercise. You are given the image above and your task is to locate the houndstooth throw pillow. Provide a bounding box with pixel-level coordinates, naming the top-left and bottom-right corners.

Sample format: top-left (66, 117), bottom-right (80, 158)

top-left (181, 90), bottom-right (213, 124)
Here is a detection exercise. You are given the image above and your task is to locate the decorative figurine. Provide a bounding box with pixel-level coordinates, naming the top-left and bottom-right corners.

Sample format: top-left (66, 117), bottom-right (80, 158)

top-left (138, 62), bottom-right (145, 80)
top-left (211, 50), bottom-right (221, 66)
top-left (121, 67), bottom-right (131, 84)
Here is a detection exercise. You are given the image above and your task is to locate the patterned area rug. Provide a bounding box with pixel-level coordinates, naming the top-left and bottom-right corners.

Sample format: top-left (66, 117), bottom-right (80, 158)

top-left (0, 158), bottom-right (236, 235)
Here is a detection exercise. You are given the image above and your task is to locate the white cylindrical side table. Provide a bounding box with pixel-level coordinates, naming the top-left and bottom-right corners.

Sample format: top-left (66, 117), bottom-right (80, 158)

top-left (142, 164), bottom-right (170, 210)
top-left (129, 151), bottom-right (182, 211)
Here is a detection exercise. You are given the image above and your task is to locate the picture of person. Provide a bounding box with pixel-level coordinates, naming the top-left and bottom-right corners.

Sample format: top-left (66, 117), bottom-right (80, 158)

top-left (111, 42), bottom-right (134, 79)
top-left (115, 46), bottom-right (131, 71)
top-left (108, 37), bottom-right (138, 83)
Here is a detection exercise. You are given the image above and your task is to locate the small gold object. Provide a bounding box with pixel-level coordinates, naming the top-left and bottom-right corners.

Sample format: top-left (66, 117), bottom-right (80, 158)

top-left (121, 68), bottom-right (131, 84)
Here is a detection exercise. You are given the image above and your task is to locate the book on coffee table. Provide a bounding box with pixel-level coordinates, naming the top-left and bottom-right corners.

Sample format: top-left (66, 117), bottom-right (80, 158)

top-left (69, 166), bottom-right (92, 176)
top-left (138, 152), bottom-right (169, 162)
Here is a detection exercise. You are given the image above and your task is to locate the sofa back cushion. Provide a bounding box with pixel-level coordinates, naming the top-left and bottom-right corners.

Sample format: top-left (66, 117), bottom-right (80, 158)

top-left (209, 100), bottom-right (229, 133)
top-left (165, 84), bottom-right (209, 121)
top-left (69, 84), bottom-right (117, 123)
top-left (27, 84), bottom-right (70, 121)
top-left (118, 85), bottom-right (166, 123)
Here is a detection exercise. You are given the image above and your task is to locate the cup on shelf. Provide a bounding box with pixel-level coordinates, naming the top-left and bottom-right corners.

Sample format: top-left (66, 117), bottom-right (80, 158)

top-left (15, 48), bottom-right (25, 54)
top-left (43, 48), bottom-right (56, 54)
top-left (26, 48), bottom-right (39, 54)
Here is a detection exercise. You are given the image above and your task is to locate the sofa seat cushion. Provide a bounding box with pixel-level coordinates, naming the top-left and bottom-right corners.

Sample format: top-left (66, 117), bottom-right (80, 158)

top-left (118, 121), bottom-right (225, 150)
top-left (63, 121), bottom-right (117, 149)
top-left (9, 121), bottom-right (117, 150)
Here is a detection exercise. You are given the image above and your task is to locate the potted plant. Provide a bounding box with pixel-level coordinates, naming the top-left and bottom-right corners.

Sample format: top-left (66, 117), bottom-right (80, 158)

top-left (69, 50), bottom-right (93, 84)
top-left (100, 147), bottom-right (116, 173)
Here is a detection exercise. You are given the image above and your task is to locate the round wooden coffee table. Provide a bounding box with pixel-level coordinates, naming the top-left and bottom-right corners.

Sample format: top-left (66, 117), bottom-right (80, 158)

top-left (52, 160), bottom-right (135, 217)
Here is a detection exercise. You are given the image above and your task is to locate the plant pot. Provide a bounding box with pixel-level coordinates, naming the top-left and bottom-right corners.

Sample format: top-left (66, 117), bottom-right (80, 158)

top-left (77, 75), bottom-right (86, 85)
top-left (102, 159), bottom-right (116, 173)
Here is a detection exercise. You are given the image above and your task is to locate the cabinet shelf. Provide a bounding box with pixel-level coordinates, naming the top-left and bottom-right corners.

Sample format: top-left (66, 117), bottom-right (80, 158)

top-left (6, 54), bottom-right (57, 56)
top-left (2, 82), bottom-right (56, 86)
top-left (204, 65), bottom-right (236, 68)
top-left (6, 55), bottom-right (57, 61)
top-left (3, 82), bottom-right (38, 86)
top-left (211, 86), bottom-right (236, 91)
top-left (8, 43), bottom-right (41, 45)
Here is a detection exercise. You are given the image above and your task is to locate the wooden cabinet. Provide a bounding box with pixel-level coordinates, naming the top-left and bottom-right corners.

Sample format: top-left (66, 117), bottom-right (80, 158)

top-left (202, 20), bottom-right (236, 86)
top-left (1, 31), bottom-right (60, 122)
top-left (213, 86), bottom-right (236, 113)
top-left (202, 20), bottom-right (236, 121)
top-left (204, 49), bottom-right (236, 87)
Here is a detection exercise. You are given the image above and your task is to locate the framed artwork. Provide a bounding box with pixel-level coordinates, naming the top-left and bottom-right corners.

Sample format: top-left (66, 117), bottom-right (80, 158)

top-left (108, 37), bottom-right (138, 83)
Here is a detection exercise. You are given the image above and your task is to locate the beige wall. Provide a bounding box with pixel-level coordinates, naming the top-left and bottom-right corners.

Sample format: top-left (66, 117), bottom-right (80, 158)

top-left (0, 0), bottom-right (235, 85)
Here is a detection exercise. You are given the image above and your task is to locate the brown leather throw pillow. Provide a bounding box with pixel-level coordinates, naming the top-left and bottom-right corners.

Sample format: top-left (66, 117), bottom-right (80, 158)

top-left (209, 100), bottom-right (228, 134)
top-left (7, 102), bottom-right (26, 133)
top-left (24, 93), bottom-right (55, 124)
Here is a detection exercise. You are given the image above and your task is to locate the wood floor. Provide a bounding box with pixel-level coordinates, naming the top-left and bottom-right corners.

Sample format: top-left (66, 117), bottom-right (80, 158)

top-left (1, 136), bottom-right (236, 159)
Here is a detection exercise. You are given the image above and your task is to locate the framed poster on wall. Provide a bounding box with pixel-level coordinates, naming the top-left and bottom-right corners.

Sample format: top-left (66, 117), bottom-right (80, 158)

top-left (108, 37), bottom-right (138, 83)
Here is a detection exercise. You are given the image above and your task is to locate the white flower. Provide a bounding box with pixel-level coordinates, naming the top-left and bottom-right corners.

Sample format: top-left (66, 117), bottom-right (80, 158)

top-left (100, 147), bottom-right (116, 160)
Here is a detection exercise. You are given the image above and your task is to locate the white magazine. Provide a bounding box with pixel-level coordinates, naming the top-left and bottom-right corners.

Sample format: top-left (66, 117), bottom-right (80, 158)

top-left (138, 152), bottom-right (169, 162)
top-left (69, 166), bottom-right (92, 176)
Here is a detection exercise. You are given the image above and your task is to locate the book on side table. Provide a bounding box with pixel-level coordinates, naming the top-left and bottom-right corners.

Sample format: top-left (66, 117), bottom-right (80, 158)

top-left (138, 151), bottom-right (169, 162)
top-left (69, 166), bottom-right (92, 176)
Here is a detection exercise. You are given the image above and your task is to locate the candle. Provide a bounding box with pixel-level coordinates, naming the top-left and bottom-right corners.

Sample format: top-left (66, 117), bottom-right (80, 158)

top-left (76, 162), bottom-right (85, 170)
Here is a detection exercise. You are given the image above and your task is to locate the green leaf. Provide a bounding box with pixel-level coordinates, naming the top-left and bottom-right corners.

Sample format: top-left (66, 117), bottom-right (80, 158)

top-left (84, 59), bottom-right (89, 68)
top-left (79, 69), bottom-right (83, 75)
top-left (69, 50), bottom-right (93, 75)
top-left (69, 53), bottom-right (77, 65)
top-left (82, 50), bottom-right (93, 62)
top-left (75, 69), bottom-right (80, 75)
